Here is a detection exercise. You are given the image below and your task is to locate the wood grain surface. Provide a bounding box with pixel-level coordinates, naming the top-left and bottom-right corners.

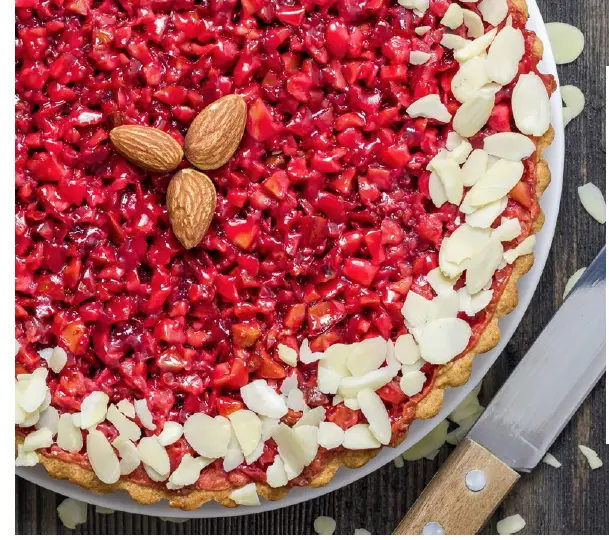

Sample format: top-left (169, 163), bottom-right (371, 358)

top-left (15, 0), bottom-right (608, 535)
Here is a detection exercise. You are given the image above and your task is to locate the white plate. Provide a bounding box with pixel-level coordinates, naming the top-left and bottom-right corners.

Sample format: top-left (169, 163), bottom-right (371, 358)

top-left (16, 0), bottom-right (564, 519)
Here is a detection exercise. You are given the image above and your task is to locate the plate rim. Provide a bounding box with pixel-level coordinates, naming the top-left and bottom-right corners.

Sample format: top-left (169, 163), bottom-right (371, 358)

top-left (16, 0), bottom-right (565, 519)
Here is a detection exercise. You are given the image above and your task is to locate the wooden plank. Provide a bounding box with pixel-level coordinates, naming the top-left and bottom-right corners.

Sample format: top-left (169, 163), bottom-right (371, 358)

top-left (15, 0), bottom-right (607, 534)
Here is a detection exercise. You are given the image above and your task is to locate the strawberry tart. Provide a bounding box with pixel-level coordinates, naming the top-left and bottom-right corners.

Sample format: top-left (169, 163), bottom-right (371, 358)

top-left (15, 0), bottom-right (554, 509)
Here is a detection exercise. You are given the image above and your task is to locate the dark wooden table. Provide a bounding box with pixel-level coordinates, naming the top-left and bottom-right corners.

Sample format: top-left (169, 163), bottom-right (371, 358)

top-left (15, 0), bottom-right (607, 534)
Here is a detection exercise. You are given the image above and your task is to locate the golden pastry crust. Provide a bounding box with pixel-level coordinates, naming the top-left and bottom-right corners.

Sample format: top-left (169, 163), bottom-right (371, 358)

top-left (18, 0), bottom-right (554, 511)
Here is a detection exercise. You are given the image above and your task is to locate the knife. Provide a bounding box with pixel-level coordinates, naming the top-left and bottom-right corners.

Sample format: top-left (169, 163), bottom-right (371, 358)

top-left (393, 247), bottom-right (606, 535)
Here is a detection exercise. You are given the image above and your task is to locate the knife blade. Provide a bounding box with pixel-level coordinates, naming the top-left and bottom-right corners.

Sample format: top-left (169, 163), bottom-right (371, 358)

top-left (468, 246), bottom-right (606, 472)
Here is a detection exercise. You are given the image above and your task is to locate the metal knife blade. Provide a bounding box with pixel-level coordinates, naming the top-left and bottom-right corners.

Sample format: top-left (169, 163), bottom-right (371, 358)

top-left (468, 247), bottom-right (606, 472)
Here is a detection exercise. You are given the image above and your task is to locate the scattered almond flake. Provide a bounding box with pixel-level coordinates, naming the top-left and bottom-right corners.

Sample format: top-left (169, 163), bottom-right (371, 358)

top-left (272, 424), bottom-right (308, 479)
top-left (295, 406), bottom-right (326, 428)
top-left (440, 33), bottom-right (469, 51)
top-left (343, 397), bottom-right (361, 410)
top-left (512, 73), bottom-right (551, 136)
top-left (280, 372), bottom-right (299, 395)
top-left (393, 455), bottom-right (405, 469)
top-left (410, 50), bottom-right (431, 65)
top-left (402, 420), bottom-right (449, 461)
top-left (134, 398), bottom-right (156, 430)
top-left (458, 288), bottom-right (493, 317)
top-left (577, 183), bottom-right (606, 224)
top-left (39, 389), bottom-right (52, 413)
top-left (15, 339), bottom-right (21, 356)
top-left (446, 131), bottom-right (465, 151)
top-left (245, 440), bottom-right (265, 465)
top-left (23, 427), bottom-right (53, 452)
top-left (77, 391), bottom-right (108, 430)
top-left (57, 498), bottom-right (88, 530)
top-left (466, 239), bottom-right (504, 294)
top-left (15, 444), bottom-right (39, 467)
top-left (18, 409), bottom-right (40, 428)
top-left (439, 224), bottom-right (491, 275)
top-left (319, 343), bottom-right (351, 377)
top-left (418, 318), bottom-right (472, 365)
top-left (394, 334), bottom-right (420, 365)
top-left (429, 171), bottom-right (448, 207)
top-left (229, 483), bottom-right (260, 506)
top-left (542, 453), bottom-right (562, 468)
top-left (464, 159), bottom-right (524, 207)
top-left (545, 22), bottom-right (585, 65)
top-left (355, 529), bottom-right (372, 535)
top-left (465, 197), bottom-right (508, 229)
top-left (440, 3), bottom-right (463, 29)
top-left (428, 290), bottom-right (460, 321)
top-left (454, 28), bottom-right (497, 63)
top-left (346, 336), bottom-right (387, 376)
top-left (229, 409), bottom-right (262, 456)
top-left (47, 346), bottom-right (68, 374)
top-left (144, 463), bottom-right (169, 482)
top-left (37, 348), bottom-right (53, 361)
top-left (578, 445), bottom-right (603, 470)
top-left (266, 454), bottom-right (289, 488)
top-left (483, 133), bottom-right (535, 162)
top-left (277, 343), bottom-right (298, 367)
top-left (314, 516), bottom-right (337, 535)
top-left (400, 370), bottom-right (427, 397)
top-left (406, 94), bottom-right (452, 123)
top-left (561, 85), bottom-right (585, 127)
top-left (318, 422), bottom-right (345, 450)
top-left (71, 412), bottom-right (82, 428)
top-left (357, 388), bottom-right (391, 445)
top-left (448, 387), bottom-right (483, 424)
top-left (497, 514), bottom-right (526, 535)
top-left (486, 25), bottom-right (524, 85)
top-left (18, 368), bottom-right (48, 413)
top-left (106, 404), bottom-right (141, 442)
top-left (462, 9), bottom-right (484, 38)
top-left (448, 140), bottom-right (473, 164)
top-left (461, 149), bottom-right (489, 188)
top-left (338, 365), bottom-right (397, 398)
top-left (184, 413), bottom-right (231, 458)
top-left (36, 406), bottom-right (59, 435)
top-left (402, 359), bottom-right (425, 375)
top-left (478, 0), bottom-right (508, 26)
top-left (56, 413), bottom-right (83, 452)
top-left (294, 425), bottom-right (319, 464)
top-left (113, 437), bottom-right (141, 475)
top-left (429, 158), bottom-right (464, 204)
top-left (453, 90), bottom-right (495, 138)
top-left (492, 217), bottom-right (522, 243)
top-left (157, 421), bottom-right (183, 446)
top-left (168, 454), bottom-right (209, 489)
top-left (332, 395), bottom-right (344, 406)
top-left (287, 388), bottom-right (307, 412)
top-left (139, 436), bottom-right (171, 478)
top-left (401, 291), bottom-right (432, 328)
top-left (563, 267), bottom-right (587, 299)
top-left (241, 379), bottom-right (288, 418)
top-left (87, 430), bottom-right (120, 484)
top-left (342, 424), bottom-right (381, 450)
top-left (261, 416), bottom-right (280, 439)
top-left (317, 367), bottom-right (341, 395)
top-left (504, 235), bottom-right (536, 264)
top-left (446, 409), bottom-right (484, 445)
top-left (299, 338), bottom-right (325, 365)
top-left (95, 506), bottom-right (114, 514)
top-left (224, 435), bottom-right (246, 473)
top-left (426, 267), bottom-right (458, 296)
top-left (414, 25), bottom-right (431, 36)
top-left (116, 399), bottom-right (135, 419)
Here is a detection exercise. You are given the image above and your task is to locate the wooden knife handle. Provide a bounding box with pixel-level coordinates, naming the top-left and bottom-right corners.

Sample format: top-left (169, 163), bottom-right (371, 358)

top-left (393, 437), bottom-right (520, 535)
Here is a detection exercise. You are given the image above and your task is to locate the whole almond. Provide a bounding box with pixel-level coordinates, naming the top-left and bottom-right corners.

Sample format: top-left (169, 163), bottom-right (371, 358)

top-left (166, 169), bottom-right (217, 249)
top-left (184, 94), bottom-right (247, 171)
top-left (110, 125), bottom-right (183, 172)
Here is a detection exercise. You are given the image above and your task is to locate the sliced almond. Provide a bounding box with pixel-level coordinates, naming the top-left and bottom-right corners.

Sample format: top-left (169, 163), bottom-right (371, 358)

top-left (56, 413), bottom-right (83, 452)
top-left (399, 370), bottom-right (427, 397)
top-left (462, 149), bottom-right (489, 187)
top-left (87, 430), bottom-right (120, 484)
top-left (47, 346), bottom-right (68, 374)
top-left (266, 454), bottom-right (289, 487)
top-left (357, 388), bottom-right (391, 445)
top-left (430, 158), bottom-right (464, 204)
top-left (314, 516), bottom-right (337, 535)
top-left (486, 25), bottom-right (525, 85)
top-left (36, 406), bottom-right (59, 435)
top-left (440, 3), bottom-right (463, 29)
top-left (402, 420), bottom-right (448, 461)
top-left (229, 483), bottom-right (260, 506)
top-left (478, 0), bottom-right (508, 26)
top-left (80, 391), bottom-right (109, 429)
top-left (418, 318), bottom-right (472, 364)
top-left (401, 291), bottom-right (432, 328)
top-left (426, 267), bottom-right (458, 296)
top-left (277, 344), bottom-right (298, 367)
top-left (448, 140), bottom-right (473, 164)
top-left (414, 26), bottom-right (432, 36)
top-left (441, 34), bottom-right (469, 51)
top-left (294, 406), bottom-right (326, 428)
top-left (317, 366), bottom-right (342, 395)
top-left (134, 399), bottom-right (156, 430)
top-left (561, 85), bottom-right (585, 127)
top-left (491, 217), bottom-right (522, 242)
top-left (462, 9), bottom-right (484, 38)
top-left (578, 444), bottom-right (603, 470)
top-left (464, 159), bottom-right (524, 207)
top-left (542, 453), bottom-right (562, 468)
top-left (113, 437), bottom-right (141, 475)
top-left (299, 338), bottom-right (325, 364)
top-left (272, 424), bottom-right (308, 479)
top-left (229, 409), bottom-right (262, 456)
top-left (287, 389), bottom-right (307, 412)
top-left (138, 436), bottom-right (170, 477)
top-left (223, 430), bottom-right (244, 473)
top-left (116, 399), bottom-right (136, 419)
top-left (168, 454), bottom-right (209, 488)
top-left (319, 343), bottom-right (351, 377)
top-left (458, 288), bottom-right (494, 316)
top-left (577, 183), bottom-right (606, 224)
top-left (294, 425), bottom-right (319, 464)
top-left (504, 235), bottom-right (536, 264)
top-left (483, 133), bottom-right (536, 161)
top-left (342, 424), bottom-right (381, 450)
top-left (23, 427), bottom-right (53, 452)
top-left (545, 22), bottom-right (585, 65)
top-left (394, 334), bottom-right (421, 365)
top-left (346, 336), bottom-right (387, 376)
top-left (344, 397), bottom-right (360, 411)
top-left (157, 421), bottom-right (183, 446)
top-left (106, 404), bottom-right (141, 442)
top-left (318, 422), bottom-right (345, 450)
top-left (338, 366), bottom-right (397, 398)
top-left (184, 413), bottom-right (232, 458)
top-left (451, 56), bottom-right (490, 104)
top-left (563, 267), bottom-right (586, 299)
top-left (406, 94), bottom-right (452, 123)
top-left (497, 514), bottom-right (526, 535)
top-left (440, 224), bottom-right (491, 267)
top-left (466, 239), bottom-right (503, 294)
top-left (512, 73), bottom-right (551, 136)
top-left (410, 51), bottom-right (431, 65)
top-left (428, 290), bottom-right (460, 321)
top-left (15, 444), bottom-right (39, 467)
top-left (453, 90), bottom-right (495, 137)
top-left (429, 171), bottom-right (448, 208)
top-left (18, 368), bottom-right (48, 413)
top-left (454, 29), bottom-right (497, 63)
top-left (57, 498), bottom-right (88, 530)
top-left (465, 197), bottom-right (508, 228)
top-left (244, 440), bottom-right (265, 465)
top-left (240, 379), bottom-right (288, 419)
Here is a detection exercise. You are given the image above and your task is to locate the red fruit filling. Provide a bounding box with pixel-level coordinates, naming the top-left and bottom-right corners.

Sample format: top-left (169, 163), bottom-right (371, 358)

top-left (15, 0), bottom-right (551, 491)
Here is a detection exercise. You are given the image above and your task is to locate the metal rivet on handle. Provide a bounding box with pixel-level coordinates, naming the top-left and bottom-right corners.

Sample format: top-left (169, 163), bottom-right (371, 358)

top-left (465, 469), bottom-right (487, 492)
top-left (422, 522), bottom-right (445, 535)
